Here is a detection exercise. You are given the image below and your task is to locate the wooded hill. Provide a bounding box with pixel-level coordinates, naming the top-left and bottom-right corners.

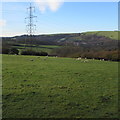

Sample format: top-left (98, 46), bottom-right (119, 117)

top-left (2, 31), bottom-right (120, 61)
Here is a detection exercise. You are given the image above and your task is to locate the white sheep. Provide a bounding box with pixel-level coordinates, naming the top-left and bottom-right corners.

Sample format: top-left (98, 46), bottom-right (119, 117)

top-left (76, 57), bottom-right (82, 60)
top-left (84, 60), bottom-right (89, 63)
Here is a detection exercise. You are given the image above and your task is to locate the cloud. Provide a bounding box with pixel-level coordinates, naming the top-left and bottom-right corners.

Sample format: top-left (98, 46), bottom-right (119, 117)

top-left (0, 20), bottom-right (6, 26)
top-left (34, 0), bottom-right (64, 13)
top-left (47, 0), bottom-right (64, 12)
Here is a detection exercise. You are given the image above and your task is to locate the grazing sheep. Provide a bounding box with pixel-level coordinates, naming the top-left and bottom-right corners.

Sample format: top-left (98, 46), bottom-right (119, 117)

top-left (76, 57), bottom-right (81, 60)
top-left (84, 60), bottom-right (89, 63)
top-left (80, 59), bottom-right (89, 63)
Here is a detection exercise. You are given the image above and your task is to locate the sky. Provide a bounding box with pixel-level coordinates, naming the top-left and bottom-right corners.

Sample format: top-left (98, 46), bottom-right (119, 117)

top-left (0, 0), bottom-right (118, 37)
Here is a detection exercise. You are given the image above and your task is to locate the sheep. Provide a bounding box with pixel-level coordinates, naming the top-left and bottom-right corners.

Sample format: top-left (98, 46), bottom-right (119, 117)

top-left (76, 57), bottom-right (82, 60)
top-left (79, 59), bottom-right (89, 63)
top-left (84, 60), bottom-right (89, 63)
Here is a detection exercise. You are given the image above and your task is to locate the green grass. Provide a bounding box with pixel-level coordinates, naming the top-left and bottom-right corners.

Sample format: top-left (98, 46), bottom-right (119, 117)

top-left (59, 31), bottom-right (119, 41)
top-left (12, 44), bottom-right (60, 54)
top-left (2, 55), bottom-right (118, 118)
top-left (83, 31), bottom-right (119, 40)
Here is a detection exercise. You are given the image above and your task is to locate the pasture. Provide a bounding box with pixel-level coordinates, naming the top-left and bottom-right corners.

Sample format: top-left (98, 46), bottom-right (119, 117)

top-left (83, 31), bottom-right (119, 40)
top-left (2, 55), bottom-right (118, 118)
top-left (12, 44), bottom-right (60, 54)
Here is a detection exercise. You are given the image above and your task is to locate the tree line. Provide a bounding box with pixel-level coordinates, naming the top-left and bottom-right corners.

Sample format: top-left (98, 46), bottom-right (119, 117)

top-left (51, 46), bottom-right (119, 61)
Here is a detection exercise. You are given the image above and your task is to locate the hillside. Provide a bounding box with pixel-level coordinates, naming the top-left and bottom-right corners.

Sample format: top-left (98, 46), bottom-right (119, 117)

top-left (2, 31), bottom-right (119, 46)
top-left (82, 31), bottom-right (118, 40)
top-left (2, 31), bottom-right (119, 61)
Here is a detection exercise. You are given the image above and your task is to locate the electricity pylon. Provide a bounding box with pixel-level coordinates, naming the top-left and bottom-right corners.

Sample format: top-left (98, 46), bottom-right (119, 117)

top-left (25, 2), bottom-right (37, 36)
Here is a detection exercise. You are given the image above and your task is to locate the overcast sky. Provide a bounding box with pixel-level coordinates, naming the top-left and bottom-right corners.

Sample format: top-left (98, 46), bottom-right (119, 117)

top-left (1, 0), bottom-right (118, 37)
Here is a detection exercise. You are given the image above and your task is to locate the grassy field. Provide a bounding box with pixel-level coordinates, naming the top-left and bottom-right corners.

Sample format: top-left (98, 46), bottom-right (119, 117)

top-left (83, 31), bottom-right (118, 40)
top-left (58, 31), bottom-right (119, 41)
top-left (12, 44), bottom-right (60, 54)
top-left (2, 55), bottom-right (118, 118)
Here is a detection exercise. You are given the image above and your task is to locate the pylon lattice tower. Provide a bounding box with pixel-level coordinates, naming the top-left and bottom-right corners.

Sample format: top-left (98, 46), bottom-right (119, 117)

top-left (25, 2), bottom-right (37, 37)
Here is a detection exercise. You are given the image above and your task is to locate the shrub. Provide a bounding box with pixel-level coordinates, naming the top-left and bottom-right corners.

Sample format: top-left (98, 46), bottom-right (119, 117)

top-left (2, 48), bottom-right (10, 54)
top-left (2, 47), bottom-right (19, 55)
top-left (9, 48), bottom-right (19, 55)
top-left (21, 50), bottom-right (48, 56)
top-left (39, 51), bottom-right (48, 56)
